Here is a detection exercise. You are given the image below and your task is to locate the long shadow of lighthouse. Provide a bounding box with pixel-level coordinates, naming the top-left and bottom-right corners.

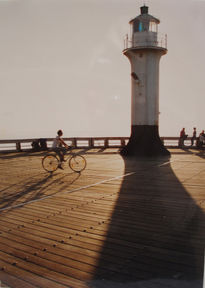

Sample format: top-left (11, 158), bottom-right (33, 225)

top-left (91, 156), bottom-right (205, 287)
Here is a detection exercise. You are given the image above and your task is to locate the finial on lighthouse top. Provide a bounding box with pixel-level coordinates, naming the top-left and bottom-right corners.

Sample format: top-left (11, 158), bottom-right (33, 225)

top-left (140, 5), bottom-right (148, 15)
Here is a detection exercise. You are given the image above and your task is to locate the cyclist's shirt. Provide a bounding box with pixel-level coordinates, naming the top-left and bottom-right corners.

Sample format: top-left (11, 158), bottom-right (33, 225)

top-left (52, 136), bottom-right (62, 148)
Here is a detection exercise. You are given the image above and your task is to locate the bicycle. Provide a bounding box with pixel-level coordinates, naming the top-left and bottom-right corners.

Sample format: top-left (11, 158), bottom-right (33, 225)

top-left (42, 148), bottom-right (87, 173)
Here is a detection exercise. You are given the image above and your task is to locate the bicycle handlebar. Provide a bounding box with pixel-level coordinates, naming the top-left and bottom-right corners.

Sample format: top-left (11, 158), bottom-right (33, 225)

top-left (65, 145), bottom-right (74, 150)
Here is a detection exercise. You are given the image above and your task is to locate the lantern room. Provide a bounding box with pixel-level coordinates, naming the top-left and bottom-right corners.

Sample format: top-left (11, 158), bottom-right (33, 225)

top-left (131, 5), bottom-right (160, 33)
top-left (129, 5), bottom-right (161, 48)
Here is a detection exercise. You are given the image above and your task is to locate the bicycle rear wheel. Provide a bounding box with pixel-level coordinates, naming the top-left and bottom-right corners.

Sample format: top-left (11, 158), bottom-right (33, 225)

top-left (69, 155), bottom-right (86, 172)
top-left (42, 154), bottom-right (59, 172)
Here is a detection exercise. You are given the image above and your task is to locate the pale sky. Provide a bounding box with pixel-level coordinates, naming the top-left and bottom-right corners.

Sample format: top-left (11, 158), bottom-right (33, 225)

top-left (0, 0), bottom-right (204, 139)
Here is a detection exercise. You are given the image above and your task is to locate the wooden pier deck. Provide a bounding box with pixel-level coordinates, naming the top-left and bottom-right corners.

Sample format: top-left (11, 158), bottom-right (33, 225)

top-left (0, 148), bottom-right (204, 288)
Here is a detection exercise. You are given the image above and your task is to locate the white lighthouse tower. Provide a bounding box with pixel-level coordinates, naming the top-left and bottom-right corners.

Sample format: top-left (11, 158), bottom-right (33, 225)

top-left (121, 5), bottom-right (170, 157)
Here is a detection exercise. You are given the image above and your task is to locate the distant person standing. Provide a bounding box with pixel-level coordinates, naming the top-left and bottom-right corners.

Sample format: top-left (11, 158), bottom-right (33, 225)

top-left (191, 127), bottom-right (197, 146)
top-left (179, 128), bottom-right (188, 147)
top-left (52, 130), bottom-right (69, 169)
top-left (199, 130), bottom-right (205, 148)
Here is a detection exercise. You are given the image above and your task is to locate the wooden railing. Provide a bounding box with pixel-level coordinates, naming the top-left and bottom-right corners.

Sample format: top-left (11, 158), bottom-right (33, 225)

top-left (0, 136), bottom-right (198, 153)
top-left (0, 137), bottom-right (129, 152)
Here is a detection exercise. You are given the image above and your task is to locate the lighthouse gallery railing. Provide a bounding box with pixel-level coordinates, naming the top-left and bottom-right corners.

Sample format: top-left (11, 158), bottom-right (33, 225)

top-left (124, 33), bottom-right (167, 50)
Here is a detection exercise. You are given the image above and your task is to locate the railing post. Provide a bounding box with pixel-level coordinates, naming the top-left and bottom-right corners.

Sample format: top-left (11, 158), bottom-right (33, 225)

top-left (89, 138), bottom-right (94, 148)
top-left (121, 139), bottom-right (126, 147)
top-left (104, 139), bottom-right (109, 148)
top-left (165, 34), bottom-right (167, 49)
top-left (125, 34), bottom-right (128, 49)
top-left (73, 138), bottom-right (77, 148)
top-left (16, 141), bottom-right (21, 152)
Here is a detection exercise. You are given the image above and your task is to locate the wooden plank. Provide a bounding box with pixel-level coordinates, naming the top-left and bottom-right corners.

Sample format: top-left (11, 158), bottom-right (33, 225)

top-left (0, 271), bottom-right (37, 288)
top-left (0, 241), bottom-right (95, 281)
top-left (0, 252), bottom-right (70, 288)
top-left (1, 209), bottom-right (203, 261)
top-left (4, 204), bottom-right (204, 244)
top-left (0, 227), bottom-right (133, 272)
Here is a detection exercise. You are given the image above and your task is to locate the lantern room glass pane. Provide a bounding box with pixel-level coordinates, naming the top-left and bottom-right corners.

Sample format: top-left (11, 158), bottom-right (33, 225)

top-left (133, 20), bottom-right (139, 32)
top-left (139, 22), bottom-right (143, 31)
top-left (150, 21), bottom-right (157, 32)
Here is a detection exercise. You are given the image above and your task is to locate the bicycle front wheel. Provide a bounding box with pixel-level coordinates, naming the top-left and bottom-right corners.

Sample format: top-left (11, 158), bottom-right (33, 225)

top-left (69, 155), bottom-right (86, 172)
top-left (42, 154), bottom-right (59, 172)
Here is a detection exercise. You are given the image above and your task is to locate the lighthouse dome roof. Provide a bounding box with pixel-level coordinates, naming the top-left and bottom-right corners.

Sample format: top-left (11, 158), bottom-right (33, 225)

top-left (129, 14), bottom-right (160, 25)
top-left (129, 6), bottom-right (160, 25)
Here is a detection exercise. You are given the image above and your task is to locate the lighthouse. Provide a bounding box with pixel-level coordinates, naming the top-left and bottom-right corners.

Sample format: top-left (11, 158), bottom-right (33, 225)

top-left (121, 5), bottom-right (170, 157)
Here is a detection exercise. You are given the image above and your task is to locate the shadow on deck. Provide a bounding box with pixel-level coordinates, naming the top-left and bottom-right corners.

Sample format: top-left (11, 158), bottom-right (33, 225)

top-left (90, 156), bottom-right (205, 287)
top-left (0, 172), bottom-right (80, 212)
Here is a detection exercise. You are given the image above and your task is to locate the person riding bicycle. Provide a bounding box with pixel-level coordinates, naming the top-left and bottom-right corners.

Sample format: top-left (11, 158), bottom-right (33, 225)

top-left (52, 130), bottom-right (69, 169)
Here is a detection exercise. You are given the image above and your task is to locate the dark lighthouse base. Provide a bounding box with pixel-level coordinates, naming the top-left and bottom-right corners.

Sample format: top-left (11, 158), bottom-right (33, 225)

top-left (121, 125), bottom-right (170, 157)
